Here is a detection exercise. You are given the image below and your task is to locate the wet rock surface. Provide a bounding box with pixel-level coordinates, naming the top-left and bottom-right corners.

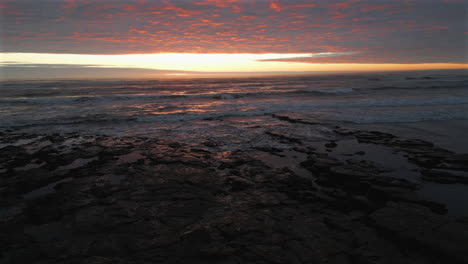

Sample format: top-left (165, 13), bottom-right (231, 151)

top-left (1, 119), bottom-right (468, 264)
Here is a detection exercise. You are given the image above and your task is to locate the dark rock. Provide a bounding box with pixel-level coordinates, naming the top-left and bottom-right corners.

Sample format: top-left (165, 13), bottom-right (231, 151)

top-left (354, 131), bottom-right (396, 144)
top-left (271, 113), bottom-right (318, 125)
top-left (329, 164), bottom-right (378, 179)
top-left (370, 202), bottom-right (468, 263)
top-left (2, 130), bottom-right (468, 264)
top-left (333, 128), bottom-right (354, 136)
top-left (168, 142), bottom-right (182, 148)
top-left (421, 169), bottom-right (468, 184)
top-left (225, 175), bottom-right (254, 191)
top-left (265, 131), bottom-right (302, 144)
top-left (300, 154), bottom-right (343, 172)
top-left (202, 141), bottom-right (219, 147)
top-left (393, 139), bottom-right (434, 148)
top-left (254, 146), bottom-right (284, 154)
top-left (74, 256), bottom-right (132, 264)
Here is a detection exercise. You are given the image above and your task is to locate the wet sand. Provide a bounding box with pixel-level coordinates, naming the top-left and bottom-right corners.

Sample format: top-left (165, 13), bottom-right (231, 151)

top-left (1, 115), bottom-right (468, 264)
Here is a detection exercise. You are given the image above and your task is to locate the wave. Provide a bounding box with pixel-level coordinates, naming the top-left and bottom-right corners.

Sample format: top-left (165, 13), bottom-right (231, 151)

top-left (336, 107), bottom-right (468, 124)
top-left (0, 115), bottom-right (139, 129)
top-left (4, 104), bottom-right (467, 130)
top-left (357, 84), bottom-right (468, 92)
top-left (284, 96), bottom-right (468, 108)
top-left (2, 96), bottom-right (467, 130)
top-left (2, 77), bottom-right (467, 106)
top-left (0, 89), bottom-right (349, 105)
top-left (316, 88), bottom-right (354, 94)
top-left (0, 94), bottom-right (190, 105)
top-left (0, 110), bottom-right (269, 129)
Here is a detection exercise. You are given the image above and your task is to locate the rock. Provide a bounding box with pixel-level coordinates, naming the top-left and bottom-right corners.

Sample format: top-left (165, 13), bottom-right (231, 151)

top-left (421, 169), bottom-right (468, 184)
top-left (333, 128), bottom-right (354, 136)
top-left (393, 139), bottom-right (434, 148)
top-left (202, 141), bottom-right (219, 147)
top-left (325, 142), bottom-right (338, 148)
top-left (370, 202), bottom-right (468, 263)
top-left (271, 113), bottom-right (318, 125)
top-left (225, 176), bottom-right (254, 191)
top-left (254, 146), bottom-right (284, 155)
top-left (73, 206), bottom-right (134, 233)
top-left (300, 154), bottom-right (343, 172)
top-left (329, 165), bottom-right (378, 179)
top-left (179, 228), bottom-right (218, 257)
top-left (2, 130), bottom-right (468, 264)
top-left (265, 131), bottom-right (302, 144)
top-left (354, 131), bottom-right (396, 144)
top-left (86, 234), bottom-right (132, 257)
top-left (76, 256), bottom-right (132, 264)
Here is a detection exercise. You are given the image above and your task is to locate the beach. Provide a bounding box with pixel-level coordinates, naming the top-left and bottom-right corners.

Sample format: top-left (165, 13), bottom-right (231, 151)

top-left (1, 71), bottom-right (468, 263)
top-left (3, 0), bottom-right (468, 262)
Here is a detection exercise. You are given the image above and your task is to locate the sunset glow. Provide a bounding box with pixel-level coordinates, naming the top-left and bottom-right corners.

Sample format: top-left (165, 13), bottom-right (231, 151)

top-left (2, 53), bottom-right (466, 75)
top-left (1, 0), bottom-right (466, 79)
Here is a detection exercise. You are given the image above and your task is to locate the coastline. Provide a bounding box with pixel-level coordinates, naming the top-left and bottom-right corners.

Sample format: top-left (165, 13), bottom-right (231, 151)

top-left (348, 119), bottom-right (468, 154)
top-left (1, 115), bottom-right (468, 263)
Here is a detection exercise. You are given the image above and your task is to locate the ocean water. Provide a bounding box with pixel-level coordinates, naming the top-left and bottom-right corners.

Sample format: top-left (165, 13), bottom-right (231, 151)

top-left (1, 70), bottom-right (467, 138)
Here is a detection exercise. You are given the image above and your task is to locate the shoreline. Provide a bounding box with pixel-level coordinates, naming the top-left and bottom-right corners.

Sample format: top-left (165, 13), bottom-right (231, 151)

top-left (1, 116), bottom-right (468, 263)
top-left (347, 119), bottom-right (468, 154)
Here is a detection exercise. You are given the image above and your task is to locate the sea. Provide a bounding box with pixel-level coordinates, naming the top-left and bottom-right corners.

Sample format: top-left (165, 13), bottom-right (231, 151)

top-left (2, 69), bottom-right (468, 216)
top-left (1, 69), bottom-right (467, 148)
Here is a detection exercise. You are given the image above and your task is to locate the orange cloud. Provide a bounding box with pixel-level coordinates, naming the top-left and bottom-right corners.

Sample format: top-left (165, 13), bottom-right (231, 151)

top-left (163, 1), bottom-right (202, 17)
top-left (360, 4), bottom-right (391, 13)
top-left (193, 0), bottom-right (242, 8)
top-left (330, 2), bottom-right (350, 8)
top-left (269, 1), bottom-right (282, 12)
top-left (269, 1), bottom-right (315, 12)
top-left (288, 3), bottom-right (316, 8)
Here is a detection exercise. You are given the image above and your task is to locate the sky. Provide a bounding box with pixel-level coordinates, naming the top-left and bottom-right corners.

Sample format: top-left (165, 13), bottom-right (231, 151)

top-left (0, 0), bottom-right (467, 79)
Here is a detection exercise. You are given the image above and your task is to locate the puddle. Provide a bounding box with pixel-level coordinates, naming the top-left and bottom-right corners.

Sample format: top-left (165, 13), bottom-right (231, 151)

top-left (311, 139), bottom-right (468, 217)
top-left (118, 151), bottom-right (145, 164)
top-left (313, 139), bottom-right (421, 182)
top-left (56, 157), bottom-right (98, 171)
top-left (418, 183), bottom-right (468, 218)
top-left (311, 139), bottom-right (468, 218)
top-left (23, 177), bottom-right (73, 200)
top-left (253, 149), bottom-right (320, 188)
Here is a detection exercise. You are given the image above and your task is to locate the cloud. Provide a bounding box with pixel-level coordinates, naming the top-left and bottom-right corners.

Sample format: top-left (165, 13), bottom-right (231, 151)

top-left (259, 49), bottom-right (468, 64)
top-left (257, 51), bottom-right (357, 61)
top-left (0, 0), bottom-right (466, 64)
top-left (1, 62), bottom-right (110, 68)
top-left (0, 63), bottom-right (202, 80)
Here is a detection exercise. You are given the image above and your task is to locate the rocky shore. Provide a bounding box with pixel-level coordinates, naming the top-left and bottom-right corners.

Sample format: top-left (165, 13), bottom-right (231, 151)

top-left (1, 114), bottom-right (468, 264)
